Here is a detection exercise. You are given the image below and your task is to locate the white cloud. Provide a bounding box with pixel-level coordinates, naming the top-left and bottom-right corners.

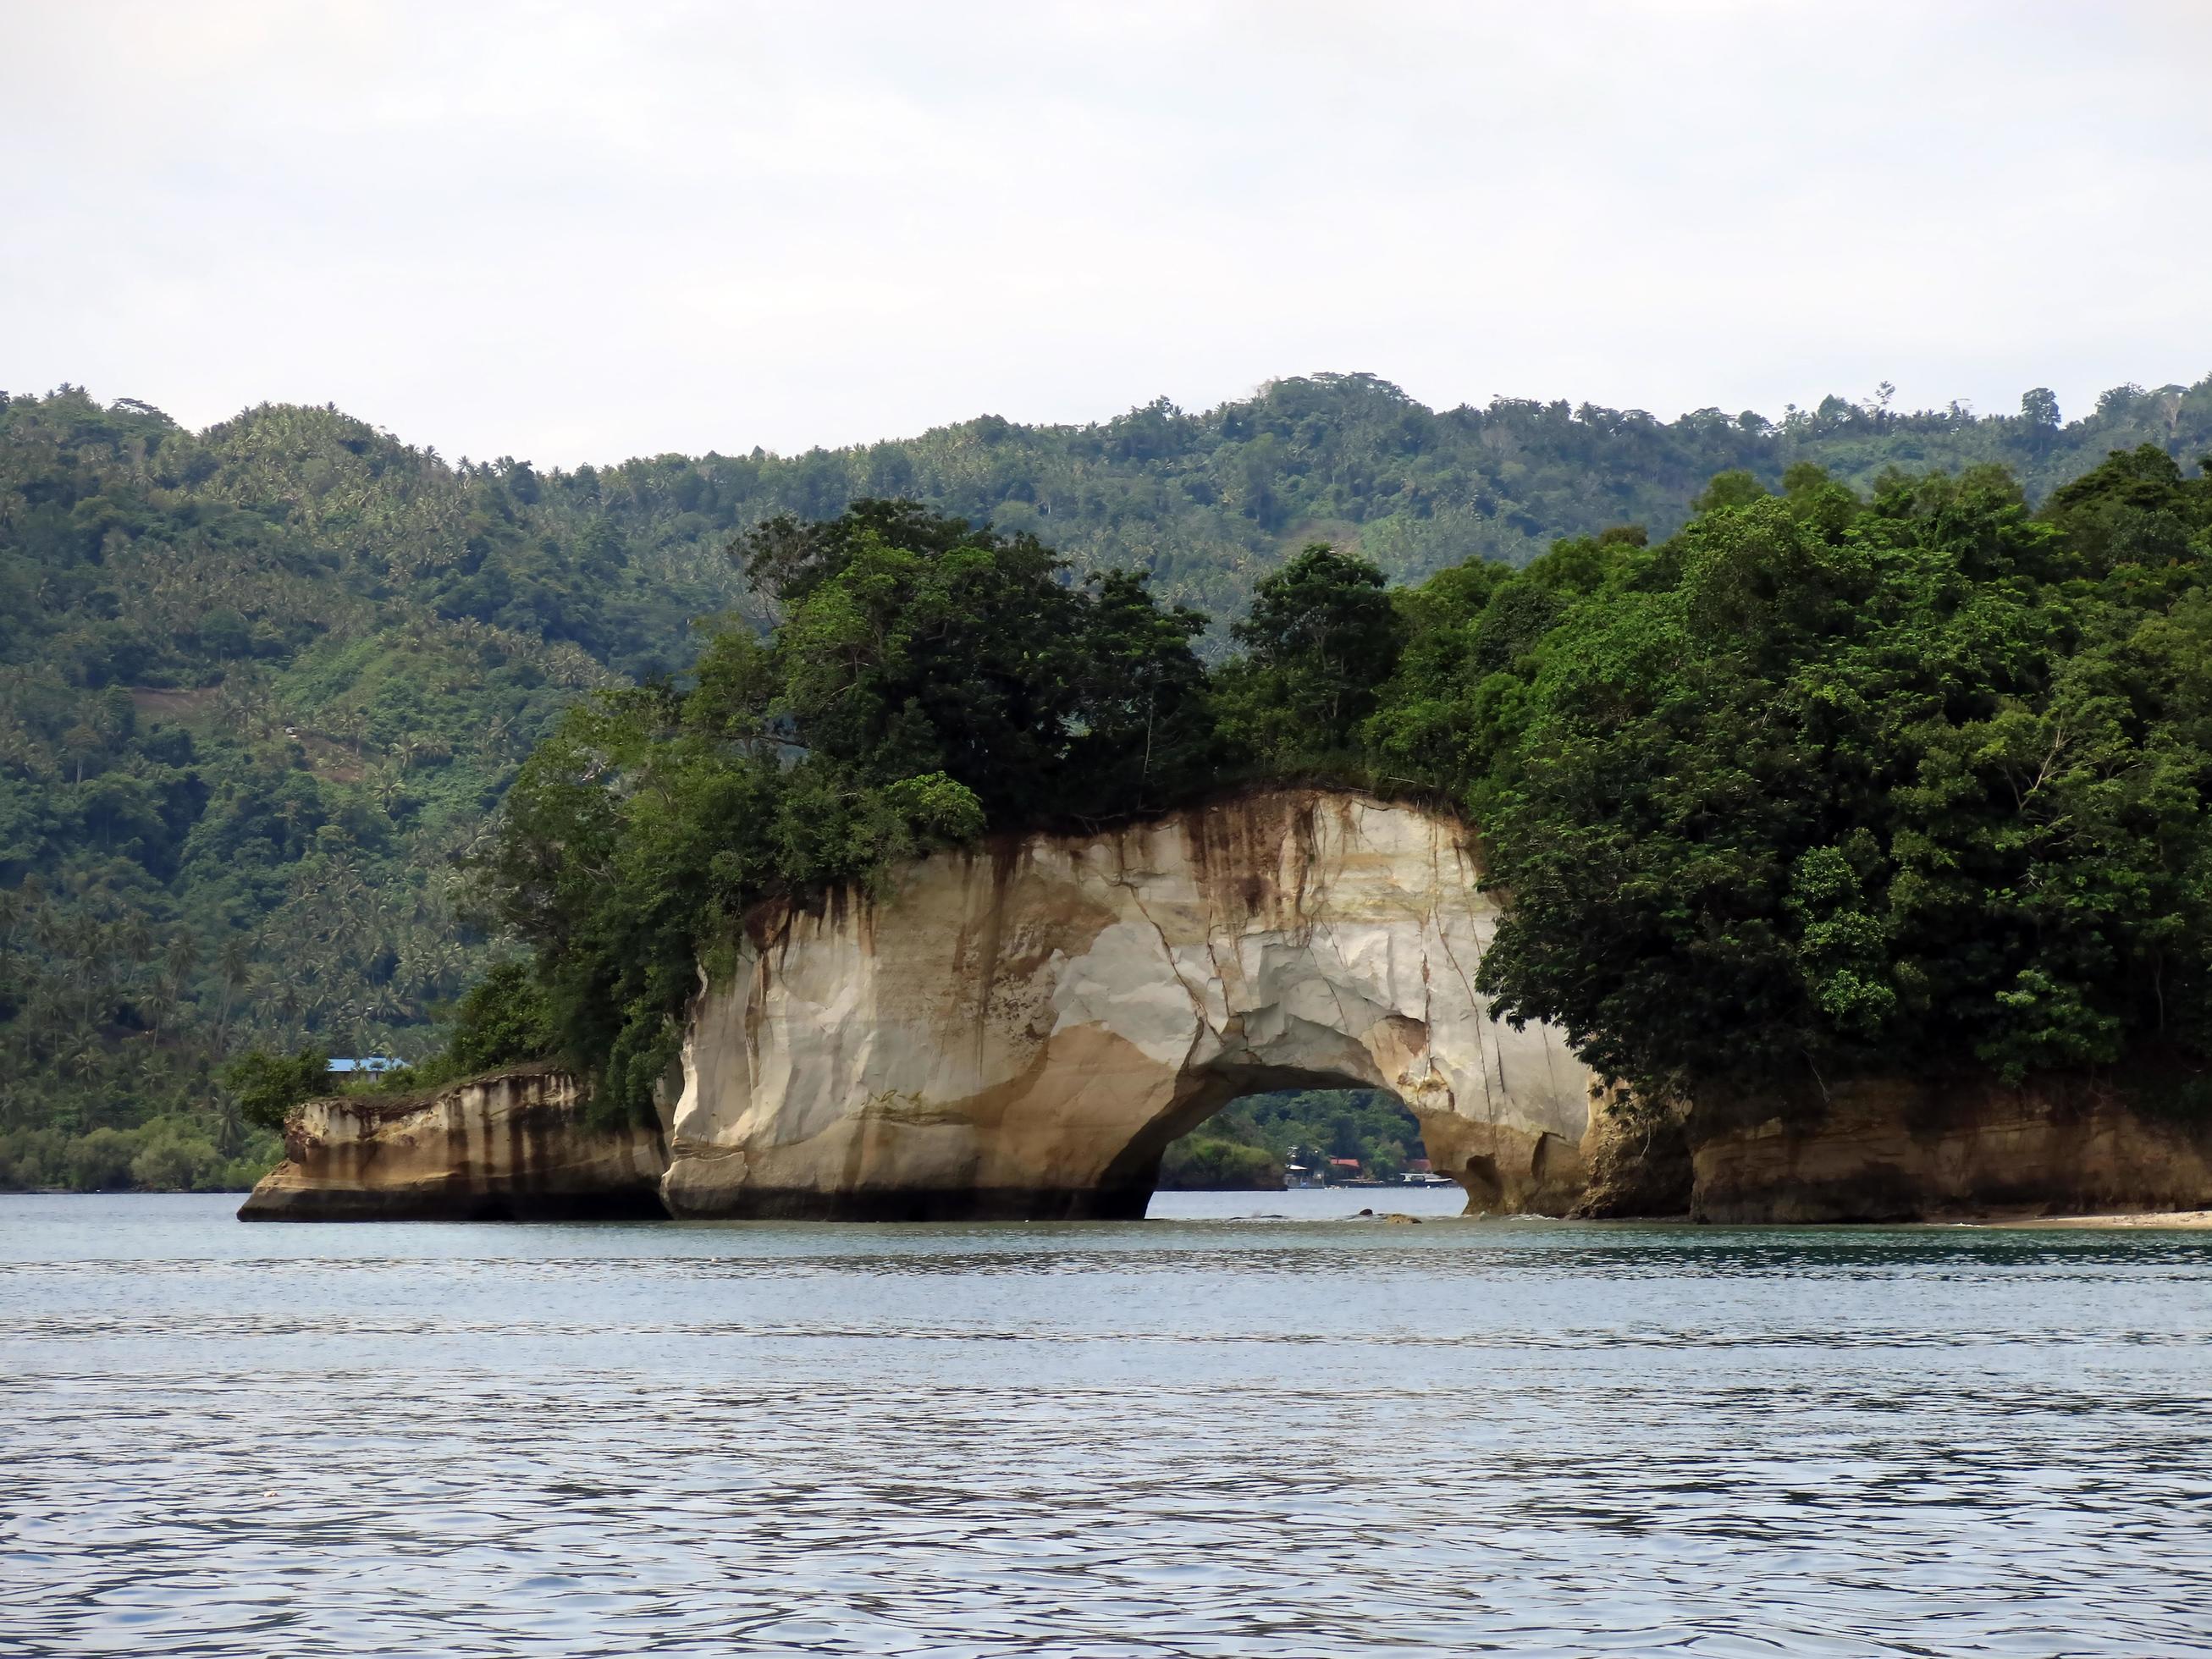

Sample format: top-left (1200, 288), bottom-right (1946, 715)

top-left (3, 0), bottom-right (2207, 463)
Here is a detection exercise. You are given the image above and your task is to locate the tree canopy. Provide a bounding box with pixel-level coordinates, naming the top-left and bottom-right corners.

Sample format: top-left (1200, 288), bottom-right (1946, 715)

top-left (8, 373), bottom-right (2212, 1185)
top-left (460, 443), bottom-right (2212, 1131)
top-left (1448, 451), bottom-right (2212, 1111)
top-left (475, 504), bottom-right (1216, 1120)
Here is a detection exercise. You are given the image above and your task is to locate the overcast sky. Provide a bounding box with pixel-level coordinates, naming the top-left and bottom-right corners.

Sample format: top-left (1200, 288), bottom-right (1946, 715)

top-left (5, 1), bottom-right (2209, 466)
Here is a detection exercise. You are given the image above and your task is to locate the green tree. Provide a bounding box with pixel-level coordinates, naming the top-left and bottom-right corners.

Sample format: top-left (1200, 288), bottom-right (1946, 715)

top-left (1463, 455), bottom-right (2212, 1109)
top-left (474, 502), bottom-right (1224, 1121)
top-left (1213, 543), bottom-right (1404, 770)
top-left (439, 961), bottom-right (559, 1077)
top-left (220, 1047), bottom-right (330, 1132)
top-left (1157, 1136), bottom-right (1282, 1190)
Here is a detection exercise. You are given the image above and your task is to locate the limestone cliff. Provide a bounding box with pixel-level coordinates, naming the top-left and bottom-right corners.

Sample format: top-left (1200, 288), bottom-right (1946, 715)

top-left (234, 787), bottom-right (2212, 1226)
top-left (1688, 1077), bottom-right (2212, 1223)
top-left (664, 790), bottom-right (1596, 1220)
top-left (239, 1066), bottom-right (667, 1221)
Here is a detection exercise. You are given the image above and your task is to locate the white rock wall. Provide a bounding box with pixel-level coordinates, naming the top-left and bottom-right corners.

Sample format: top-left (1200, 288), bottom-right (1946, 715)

top-left (662, 789), bottom-right (1593, 1219)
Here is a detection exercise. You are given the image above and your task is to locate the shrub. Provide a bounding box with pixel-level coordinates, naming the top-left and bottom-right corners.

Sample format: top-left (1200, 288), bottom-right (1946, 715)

top-left (219, 1046), bottom-right (330, 1131)
top-left (65, 1127), bottom-right (139, 1191)
top-left (128, 1122), bottom-right (225, 1191)
top-left (0, 1128), bottom-right (69, 1190)
top-left (1158, 1137), bottom-right (1282, 1190)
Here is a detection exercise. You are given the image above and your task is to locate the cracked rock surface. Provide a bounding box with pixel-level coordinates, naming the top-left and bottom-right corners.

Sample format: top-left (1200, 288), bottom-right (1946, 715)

top-left (663, 789), bottom-right (1594, 1221)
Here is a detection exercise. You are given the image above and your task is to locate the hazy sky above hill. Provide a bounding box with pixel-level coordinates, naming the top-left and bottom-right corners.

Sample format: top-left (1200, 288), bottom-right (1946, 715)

top-left (5, 0), bottom-right (2209, 466)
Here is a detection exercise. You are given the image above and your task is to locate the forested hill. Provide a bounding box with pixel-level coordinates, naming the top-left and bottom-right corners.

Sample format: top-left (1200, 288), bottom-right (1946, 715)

top-left (755, 374), bottom-right (2212, 613)
top-left (3, 370), bottom-right (2210, 1189)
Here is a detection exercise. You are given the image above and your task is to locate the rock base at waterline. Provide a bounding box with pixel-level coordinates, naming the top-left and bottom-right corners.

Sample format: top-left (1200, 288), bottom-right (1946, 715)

top-left (658, 1171), bottom-right (1154, 1223)
top-left (663, 790), bottom-right (1596, 1223)
top-left (1689, 1076), bottom-right (2212, 1224)
top-left (238, 1066), bottom-right (667, 1222)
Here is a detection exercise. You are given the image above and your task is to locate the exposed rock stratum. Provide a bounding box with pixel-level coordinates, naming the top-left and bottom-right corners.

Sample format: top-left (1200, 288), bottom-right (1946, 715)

top-left (1689, 1076), bottom-right (2212, 1223)
top-left (240, 786), bottom-right (2212, 1225)
top-left (664, 790), bottom-right (1594, 1219)
top-left (238, 1066), bottom-right (666, 1221)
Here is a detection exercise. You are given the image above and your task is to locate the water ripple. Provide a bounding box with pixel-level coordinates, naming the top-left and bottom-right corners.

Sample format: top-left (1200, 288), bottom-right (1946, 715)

top-left (3, 1193), bottom-right (2211, 1656)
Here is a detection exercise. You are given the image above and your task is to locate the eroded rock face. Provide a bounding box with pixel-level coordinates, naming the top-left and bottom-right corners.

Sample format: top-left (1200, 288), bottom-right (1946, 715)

top-left (1689, 1077), bottom-right (2212, 1223)
top-left (664, 790), bottom-right (1595, 1220)
top-left (233, 790), bottom-right (2212, 1226)
top-left (239, 1066), bottom-right (667, 1222)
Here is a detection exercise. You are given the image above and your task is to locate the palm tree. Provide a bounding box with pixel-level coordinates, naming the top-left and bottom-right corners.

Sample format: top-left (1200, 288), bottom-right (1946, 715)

top-left (118, 915), bottom-right (156, 978)
top-left (147, 969), bottom-right (182, 1046)
top-left (269, 976), bottom-right (304, 1039)
top-left (63, 1031), bottom-right (106, 1083)
top-left (135, 1048), bottom-right (173, 1107)
top-left (212, 934), bottom-right (252, 1053)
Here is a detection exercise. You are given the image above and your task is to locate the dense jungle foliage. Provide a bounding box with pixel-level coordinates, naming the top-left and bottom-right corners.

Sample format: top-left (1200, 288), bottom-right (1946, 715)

top-left (1157, 1091), bottom-right (1430, 1190)
top-left (6, 372), bottom-right (2212, 1185)
top-left (461, 445), bottom-right (2212, 1141)
top-left (1467, 449), bottom-right (2212, 1114)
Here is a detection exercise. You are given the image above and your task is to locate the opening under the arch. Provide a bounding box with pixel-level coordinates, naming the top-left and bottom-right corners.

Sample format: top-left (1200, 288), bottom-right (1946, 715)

top-left (1156, 1089), bottom-right (1435, 1191)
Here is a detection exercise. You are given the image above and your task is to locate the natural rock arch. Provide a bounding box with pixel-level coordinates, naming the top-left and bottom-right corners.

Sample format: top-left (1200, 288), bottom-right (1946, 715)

top-left (239, 789), bottom-right (2212, 1226)
top-left (662, 790), bottom-right (1595, 1220)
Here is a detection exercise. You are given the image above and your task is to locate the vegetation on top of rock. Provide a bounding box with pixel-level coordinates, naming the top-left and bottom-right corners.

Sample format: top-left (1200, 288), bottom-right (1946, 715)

top-left (1465, 449), bottom-right (2212, 1111)
top-left (8, 372), bottom-right (2212, 1182)
top-left (218, 1045), bottom-right (331, 1132)
top-left (456, 445), bottom-right (2212, 1132)
top-left (471, 503), bottom-right (1220, 1121)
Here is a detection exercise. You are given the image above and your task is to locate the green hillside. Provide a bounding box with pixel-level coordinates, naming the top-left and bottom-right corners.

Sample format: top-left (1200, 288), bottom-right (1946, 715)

top-left (3, 371), bottom-right (2210, 1189)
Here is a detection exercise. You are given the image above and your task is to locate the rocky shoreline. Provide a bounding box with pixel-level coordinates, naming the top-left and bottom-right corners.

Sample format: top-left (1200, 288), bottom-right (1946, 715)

top-left (237, 1066), bottom-right (665, 1223)
top-left (239, 1057), bottom-right (2212, 1228)
top-left (237, 790), bottom-right (2212, 1227)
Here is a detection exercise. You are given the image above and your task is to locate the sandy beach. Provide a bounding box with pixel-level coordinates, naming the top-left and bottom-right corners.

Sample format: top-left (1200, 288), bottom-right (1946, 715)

top-left (1981, 1210), bottom-right (2212, 1230)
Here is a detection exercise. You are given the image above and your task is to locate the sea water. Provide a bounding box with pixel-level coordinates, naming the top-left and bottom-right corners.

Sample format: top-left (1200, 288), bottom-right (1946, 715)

top-left (3, 1190), bottom-right (2210, 1656)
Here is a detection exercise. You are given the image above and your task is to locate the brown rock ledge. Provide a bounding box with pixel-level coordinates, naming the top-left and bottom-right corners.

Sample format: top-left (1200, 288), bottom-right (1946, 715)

top-left (1688, 1076), bottom-right (2212, 1224)
top-left (239, 1066), bottom-right (666, 1222)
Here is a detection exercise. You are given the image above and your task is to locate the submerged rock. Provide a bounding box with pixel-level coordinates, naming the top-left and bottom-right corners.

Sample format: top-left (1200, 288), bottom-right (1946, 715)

top-left (239, 1066), bottom-right (666, 1222)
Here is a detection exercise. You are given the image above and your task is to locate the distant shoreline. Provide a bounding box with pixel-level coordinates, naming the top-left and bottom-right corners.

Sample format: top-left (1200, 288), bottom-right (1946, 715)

top-left (1973, 1210), bottom-right (2212, 1231)
top-left (12, 1191), bottom-right (2212, 1228)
